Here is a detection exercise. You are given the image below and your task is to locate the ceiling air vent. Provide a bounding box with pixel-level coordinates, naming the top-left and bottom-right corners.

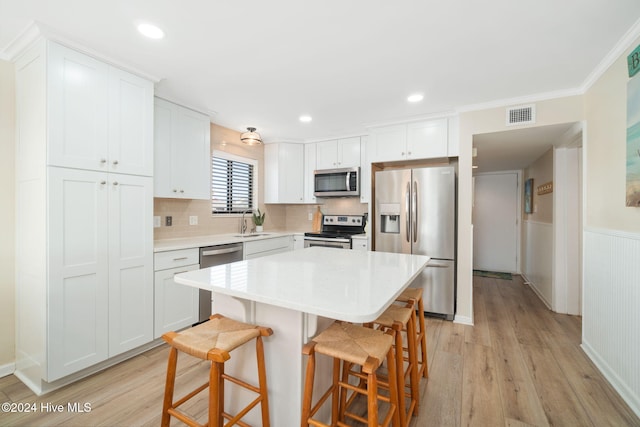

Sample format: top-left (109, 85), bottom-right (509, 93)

top-left (506, 104), bottom-right (535, 126)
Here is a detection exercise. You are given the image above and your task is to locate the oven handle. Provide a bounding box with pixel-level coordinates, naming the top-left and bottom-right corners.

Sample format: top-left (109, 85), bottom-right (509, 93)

top-left (304, 236), bottom-right (351, 243)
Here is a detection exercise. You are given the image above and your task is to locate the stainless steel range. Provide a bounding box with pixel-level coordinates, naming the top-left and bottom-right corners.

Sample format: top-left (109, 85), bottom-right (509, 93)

top-left (304, 214), bottom-right (366, 249)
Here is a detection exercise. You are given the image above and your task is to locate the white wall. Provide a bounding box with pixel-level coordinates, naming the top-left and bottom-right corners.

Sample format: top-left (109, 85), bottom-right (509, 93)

top-left (0, 59), bottom-right (15, 374)
top-left (581, 31), bottom-right (640, 416)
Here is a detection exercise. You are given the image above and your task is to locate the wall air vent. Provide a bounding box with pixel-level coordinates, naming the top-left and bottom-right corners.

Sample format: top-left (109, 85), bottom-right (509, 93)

top-left (506, 104), bottom-right (536, 126)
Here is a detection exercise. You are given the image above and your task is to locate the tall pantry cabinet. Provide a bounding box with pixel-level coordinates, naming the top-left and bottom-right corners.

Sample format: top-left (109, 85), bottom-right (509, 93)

top-left (14, 39), bottom-right (154, 394)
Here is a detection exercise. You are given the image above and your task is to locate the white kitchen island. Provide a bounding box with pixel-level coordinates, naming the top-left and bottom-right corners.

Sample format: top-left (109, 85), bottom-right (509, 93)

top-left (174, 247), bottom-right (430, 425)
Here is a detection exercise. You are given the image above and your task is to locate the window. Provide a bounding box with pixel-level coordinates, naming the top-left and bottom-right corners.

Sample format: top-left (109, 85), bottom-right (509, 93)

top-left (211, 151), bottom-right (257, 215)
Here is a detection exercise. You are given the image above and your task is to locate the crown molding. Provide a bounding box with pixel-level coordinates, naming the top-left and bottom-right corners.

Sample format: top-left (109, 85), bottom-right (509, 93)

top-left (581, 16), bottom-right (640, 92)
top-left (362, 110), bottom-right (457, 130)
top-left (2, 21), bottom-right (162, 83)
top-left (456, 87), bottom-right (583, 114)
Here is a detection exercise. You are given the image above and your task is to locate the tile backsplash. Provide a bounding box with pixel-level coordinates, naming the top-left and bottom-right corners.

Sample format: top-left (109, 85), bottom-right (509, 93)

top-left (153, 198), bottom-right (368, 240)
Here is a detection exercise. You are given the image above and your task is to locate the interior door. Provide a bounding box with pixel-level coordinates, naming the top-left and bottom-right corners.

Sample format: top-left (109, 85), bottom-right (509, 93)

top-left (473, 172), bottom-right (519, 273)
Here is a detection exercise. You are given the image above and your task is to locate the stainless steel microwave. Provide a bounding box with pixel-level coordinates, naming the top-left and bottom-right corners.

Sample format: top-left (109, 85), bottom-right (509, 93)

top-left (314, 167), bottom-right (360, 197)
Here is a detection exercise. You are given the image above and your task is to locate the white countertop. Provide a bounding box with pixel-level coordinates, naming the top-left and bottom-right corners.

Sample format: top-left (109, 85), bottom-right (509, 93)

top-left (154, 232), bottom-right (295, 252)
top-left (174, 247), bottom-right (429, 323)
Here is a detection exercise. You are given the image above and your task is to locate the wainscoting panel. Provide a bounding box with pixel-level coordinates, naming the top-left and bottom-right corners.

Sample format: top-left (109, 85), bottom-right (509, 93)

top-left (523, 220), bottom-right (553, 307)
top-left (582, 228), bottom-right (640, 417)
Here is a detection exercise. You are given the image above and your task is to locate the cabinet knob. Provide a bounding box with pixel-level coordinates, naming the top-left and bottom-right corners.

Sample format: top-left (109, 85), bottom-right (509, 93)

top-left (180, 189), bottom-right (184, 193)
top-left (100, 181), bottom-right (106, 185)
top-left (408, 151), bottom-right (412, 155)
top-left (401, 152), bottom-right (405, 156)
top-left (100, 159), bottom-right (107, 164)
top-left (113, 181), bottom-right (119, 186)
top-left (173, 189), bottom-right (178, 193)
top-left (113, 160), bottom-right (119, 165)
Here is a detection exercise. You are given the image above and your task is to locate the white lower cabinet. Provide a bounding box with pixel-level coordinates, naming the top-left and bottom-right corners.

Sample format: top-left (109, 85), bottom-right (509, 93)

top-left (244, 236), bottom-right (293, 259)
top-left (154, 249), bottom-right (200, 338)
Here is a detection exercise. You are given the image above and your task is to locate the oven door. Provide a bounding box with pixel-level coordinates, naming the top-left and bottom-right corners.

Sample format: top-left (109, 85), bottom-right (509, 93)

top-left (304, 236), bottom-right (351, 249)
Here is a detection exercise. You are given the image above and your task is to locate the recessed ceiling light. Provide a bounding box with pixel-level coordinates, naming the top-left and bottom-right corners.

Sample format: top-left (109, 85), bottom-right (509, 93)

top-left (299, 115), bottom-right (312, 123)
top-left (137, 23), bottom-right (165, 39)
top-left (407, 94), bottom-right (424, 103)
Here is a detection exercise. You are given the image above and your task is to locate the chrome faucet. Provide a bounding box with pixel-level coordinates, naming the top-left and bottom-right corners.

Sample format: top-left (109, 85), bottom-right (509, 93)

top-left (240, 211), bottom-right (248, 235)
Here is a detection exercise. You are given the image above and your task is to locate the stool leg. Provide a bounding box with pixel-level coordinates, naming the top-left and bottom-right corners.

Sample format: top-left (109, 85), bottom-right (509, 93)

top-left (161, 347), bottom-right (178, 427)
top-left (255, 335), bottom-right (271, 427)
top-left (385, 347), bottom-right (401, 427)
top-left (407, 310), bottom-right (420, 416)
top-left (209, 360), bottom-right (224, 427)
top-left (417, 298), bottom-right (428, 378)
top-left (392, 322), bottom-right (407, 427)
top-left (331, 357), bottom-right (341, 425)
top-left (367, 370), bottom-right (379, 427)
top-left (301, 343), bottom-right (316, 427)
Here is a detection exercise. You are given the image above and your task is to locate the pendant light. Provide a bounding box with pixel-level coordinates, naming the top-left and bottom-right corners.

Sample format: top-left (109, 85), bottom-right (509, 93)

top-left (240, 127), bottom-right (262, 145)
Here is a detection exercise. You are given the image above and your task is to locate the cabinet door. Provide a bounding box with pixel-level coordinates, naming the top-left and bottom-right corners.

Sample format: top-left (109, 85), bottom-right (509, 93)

top-left (264, 143), bottom-right (304, 203)
top-left (316, 140), bottom-right (338, 169)
top-left (154, 265), bottom-right (199, 338)
top-left (48, 42), bottom-right (109, 171)
top-left (48, 167), bottom-right (109, 381)
top-left (304, 143), bottom-right (317, 203)
top-left (337, 137), bottom-right (361, 168)
top-left (407, 119), bottom-right (448, 159)
top-left (153, 98), bottom-right (176, 197)
top-left (108, 67), bottom-right (153, 176)
top-left (108, 175), bottom-right (154, 356)
top-left (370, 125), bottom-right (407, 162)
top-left (173, 107), bottom-right (210, 199)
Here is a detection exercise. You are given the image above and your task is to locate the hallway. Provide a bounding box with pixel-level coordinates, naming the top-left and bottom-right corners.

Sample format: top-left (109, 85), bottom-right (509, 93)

top-left (1, 275), bottom-right (638, 426)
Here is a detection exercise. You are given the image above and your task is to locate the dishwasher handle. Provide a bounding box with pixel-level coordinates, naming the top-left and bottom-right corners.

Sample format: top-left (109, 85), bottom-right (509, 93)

top-left (201, 246), bottom-right (243, 257)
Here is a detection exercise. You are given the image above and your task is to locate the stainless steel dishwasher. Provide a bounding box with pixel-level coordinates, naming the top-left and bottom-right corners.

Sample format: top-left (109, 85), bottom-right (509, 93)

top-left (198, 243), bottom-right (243, 323)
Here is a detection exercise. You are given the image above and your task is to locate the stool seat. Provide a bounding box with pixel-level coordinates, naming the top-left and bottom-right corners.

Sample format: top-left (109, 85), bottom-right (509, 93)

top-left (164, 316), bottom-right (262, 361)
top-left (396, 287), bottom-right (422, 302)
top-left (373, 304), bottom-right (413, 328)
top-left (312, 322), bottom-right (393, 371)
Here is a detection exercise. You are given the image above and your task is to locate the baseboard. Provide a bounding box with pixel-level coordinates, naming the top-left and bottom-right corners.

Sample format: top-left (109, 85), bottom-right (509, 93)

top-left (454, 315), bottom-right (473, 326)
top-left (581, 340), bottom-right (640, 419)
top-left (0, 362), bottom-right (15, 378)
top-left (521, 273), bottom-right (552, 310)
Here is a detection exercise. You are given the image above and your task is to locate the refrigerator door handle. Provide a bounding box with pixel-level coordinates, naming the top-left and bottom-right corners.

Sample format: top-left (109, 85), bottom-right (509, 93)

top-left (405, 182), bottom-right (411, 242)
top-left (412, 180), bottom-right (418, 243)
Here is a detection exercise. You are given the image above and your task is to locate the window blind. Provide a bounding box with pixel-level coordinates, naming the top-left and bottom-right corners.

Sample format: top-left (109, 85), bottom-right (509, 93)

top-left (211, 156), bottom-right (254, 214)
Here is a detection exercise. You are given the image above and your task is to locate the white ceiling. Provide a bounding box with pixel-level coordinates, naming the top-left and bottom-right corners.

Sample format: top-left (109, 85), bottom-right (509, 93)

top-left (1, 1), bottom-right (640, 148)
top-left (473, 123), bottom-right (579, 173)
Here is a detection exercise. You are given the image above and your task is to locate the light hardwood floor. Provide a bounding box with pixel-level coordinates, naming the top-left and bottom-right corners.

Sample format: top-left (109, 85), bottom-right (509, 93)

top-left (1, 274), bottom-right (639, 426)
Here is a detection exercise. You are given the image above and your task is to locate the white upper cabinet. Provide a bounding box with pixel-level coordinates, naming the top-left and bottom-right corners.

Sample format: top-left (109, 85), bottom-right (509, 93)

top-left (47, 42), bottom-right (153, 176)
top-left (154, 98), bottom-right (211, 199)
top-left (316, 137), bottom-right (361, 169)
top-left (370, 119), bottom-right (449, 162)
top-left (264, 143), bottom-right (304, 203)
top-left (406, 119), bottom-right (448, 159)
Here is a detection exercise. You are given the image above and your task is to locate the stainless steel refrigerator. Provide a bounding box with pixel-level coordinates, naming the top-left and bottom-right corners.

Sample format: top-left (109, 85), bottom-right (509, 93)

top-left (374, 166), bottom-right (456, 319)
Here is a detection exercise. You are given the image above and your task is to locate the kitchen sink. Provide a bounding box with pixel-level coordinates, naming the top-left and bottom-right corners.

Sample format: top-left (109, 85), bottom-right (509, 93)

top-left (233, 233), bottom-right (270, 238)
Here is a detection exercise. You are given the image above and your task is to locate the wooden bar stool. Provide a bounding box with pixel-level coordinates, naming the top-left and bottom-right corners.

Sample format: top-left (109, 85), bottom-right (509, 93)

top-left (161, 314), bottom-right (273, 427)
top-left (301, 321), bottom-right (401, 427)
top-left (396, 287), bottom-right (428, 379)
top-left (366, 301), bottom-right (419, 427)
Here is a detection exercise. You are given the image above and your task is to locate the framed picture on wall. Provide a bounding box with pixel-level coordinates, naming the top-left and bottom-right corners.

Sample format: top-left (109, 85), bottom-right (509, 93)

top-left (524, 178), bottom-right (533, 213)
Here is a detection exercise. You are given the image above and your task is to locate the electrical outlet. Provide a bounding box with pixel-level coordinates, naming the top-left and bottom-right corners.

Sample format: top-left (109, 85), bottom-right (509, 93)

top-left (153, 216), bottom-right (161, 228)
top-left (189, 215), bottom-right (198, 225)
top-left (165, 216), bottom-right (172, 226)
top-left (308, 212), bottom-right (313, 221)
